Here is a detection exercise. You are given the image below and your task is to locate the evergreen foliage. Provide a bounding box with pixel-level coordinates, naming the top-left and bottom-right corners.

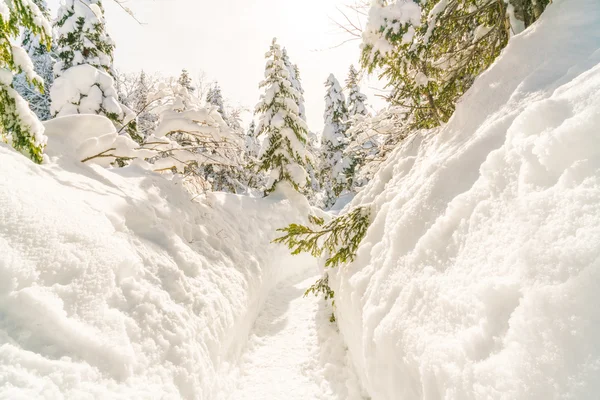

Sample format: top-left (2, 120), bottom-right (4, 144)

top-left (54, 0), bottom-right (115, 76)
top-left (345, 65), bottom-right (368, 118)
top-left (361, 0), bottom-right (509, 129)
top-left (52, 0), bottom-right (137, 139)
top-left (0, 0), bottom-right (52, 163)
top-left (320, 73), bottom-right (349, 208)
top-left (361, 0), bottom-right (551, 131)
top-left (245, 120), bottom-right (259, 159)
top-left (274, 207), bottom-right (371, 321)
top-left (13, 0), bottom-right (54, 121)
top-left (255, 38), bottom-right (313, 195)
top-left (304, 274), bottom-right (336, 322)
top-left (132, 71), bottom-right (158, 141)
top-left (177, 69), bottom-right (194, 93)
top-left (282, 48), bottom-right (306, 121)
top-left (274, 207), bottom-right (370, 268)
top-left (206, 83), bottom-right (226, 118)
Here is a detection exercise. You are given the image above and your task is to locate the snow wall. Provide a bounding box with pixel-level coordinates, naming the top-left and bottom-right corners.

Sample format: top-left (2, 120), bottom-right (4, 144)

top-left (0, 119), bottom-right (314, 399)
top-left (330, 0), bottom-right (600, 399)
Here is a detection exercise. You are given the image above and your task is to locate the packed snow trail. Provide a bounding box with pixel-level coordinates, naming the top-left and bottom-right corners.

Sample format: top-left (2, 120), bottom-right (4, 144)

top-left (221, 272), bottom-right (366, 400)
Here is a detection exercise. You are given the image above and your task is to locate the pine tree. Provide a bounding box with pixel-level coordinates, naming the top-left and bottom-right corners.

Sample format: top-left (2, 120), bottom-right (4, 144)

top-left (282, 48), bottom-right (306, 121)
top-left (132, 71), bottom-right (158, 140)
top-left (245, 120), bottom-right (259, 159)
top-left (0, 0), bottom-right (52, 163)
top-left (177, 69), bottom-right (194, 93)
top-left (320, 74), bottom-right (349, 209)
top-left (52, 0), bottom-right (137, 140)
top-left (343, 65), bottom-right (370, 193)
top-left (13, 0), bottom-right (54, 122)
top-left (361, 0), bottom-right (511, 129)
top-left (54, 0), bottom-right (114, 76)
top-left (255, 38), bottom-right (313, 195)
top-left (345, 65), bottom-right (368, 118)
top-left (206, 83), bottom-right (226, 118)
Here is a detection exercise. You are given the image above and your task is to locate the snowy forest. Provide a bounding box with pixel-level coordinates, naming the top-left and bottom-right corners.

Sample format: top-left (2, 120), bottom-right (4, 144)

top-left (1, 0), bottom-right (599, 399)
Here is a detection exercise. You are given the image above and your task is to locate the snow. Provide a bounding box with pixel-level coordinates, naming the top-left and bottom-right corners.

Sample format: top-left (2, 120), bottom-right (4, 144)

top-left (12, 45), bottom-right (43, 86)
top-left (362, 0), bottom-right (422, 57)
top-left (50, 65), bottom-right (124, 120)
top-left (43, 115), bottom-right (152, 166)
top-left (0, 113), bottom-right (361, 398)
top-left (221, 274), bottom-right (365, 400)
top-left (1, 0), bottom-right (597, 398)
top-left (330, 0), bottom-right (600, 399)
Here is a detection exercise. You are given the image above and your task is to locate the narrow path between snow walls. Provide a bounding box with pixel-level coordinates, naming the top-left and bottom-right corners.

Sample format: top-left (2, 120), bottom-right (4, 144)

top-left (329, 1), bottom-right (600, 399)
top-left (218, 272), bottom-right (365, 400)
top-left (0, 143), bottom-right (342, 399)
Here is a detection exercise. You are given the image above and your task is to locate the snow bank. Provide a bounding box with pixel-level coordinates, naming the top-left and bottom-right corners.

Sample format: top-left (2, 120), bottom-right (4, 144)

top-left (331, 1), bottom-right (600, 399)
top-left (0, 133), bottom-right (314, 398)
top-left (44, 115), bottom-right (153, 166)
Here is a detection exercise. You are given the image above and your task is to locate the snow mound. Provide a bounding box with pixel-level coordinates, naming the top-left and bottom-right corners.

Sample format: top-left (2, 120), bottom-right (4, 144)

top-left (44, 115), bottom-right (153, 166)
top-left (331, 1), bottom-right (600, 399)
top-left (0, 140), bottom-right (314, 398)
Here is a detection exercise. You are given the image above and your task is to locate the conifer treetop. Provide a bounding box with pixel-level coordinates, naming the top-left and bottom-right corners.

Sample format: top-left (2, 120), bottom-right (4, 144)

top-left (255, 38), bottom-right (313, 195)
top-left (54, 0), bottom-right (115, 77)
top-left (322, 73), bottom-right (348, 151)
top-left (282, 48), bottom-right (306, 121)
top-left (346, 65), bottom-right (368, 117)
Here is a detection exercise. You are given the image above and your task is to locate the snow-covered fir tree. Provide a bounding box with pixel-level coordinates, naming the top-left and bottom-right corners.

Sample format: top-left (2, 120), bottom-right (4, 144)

top-left (206, 83), bottom-right (226, 118)
top-left (204, 84), bottom-right (250, 193)
top-left (54, 0), bottom-right (114, 76)
top-left (52, 0), bottom-right (138, 141)
top-left (320, 73), bottom-right (349, 209)
top-left (0, 0), bottom-right (52, 163)
top-left (345, 65), bottom-right (368, 118)
top-left (255, 38), bottom-right (313, 195)
top-left (245, 120), bottom-right (259, 159)
top-left (282, 48), bottom-right (306, 121)
top-left (177, 69), bottom-right (194, 93)
top-left (13, 0), bottom-right (54, 121)
top-left (132, 71), bottom-right (158, 140)
top-left (342, 64), bottom-right (370, 192)
top-left (360, 0), bottom-right (551, 130)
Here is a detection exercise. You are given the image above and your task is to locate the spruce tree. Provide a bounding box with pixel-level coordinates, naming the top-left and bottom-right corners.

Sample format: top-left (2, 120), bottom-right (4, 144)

top-left (13, 0), bottom-right (54, 122)
top-left (206, 83), bottom-right (226, 118)
top-left (245, 120), bottom-right (259, 159)
top-left (320, 74), bottom-right (349, 209)
top-left (52, 0), bottom-right (137, 140)
top-left (345, 65), bottom-right (368, 118)
top-left (132, 71), bottom-right (157, 140)
top-left (0, 0), bottom-right (52, 163)
top-left (177, 69), bottom-right (194, 93)
top-left (361, 0), bottom-right (511, 129)
top-left (282, 48), bottom-right (306, 121)
top-left (343, 65), bottom-right (370, 193)
top-left (54, 0), bottom-right (114, 76)
top-left (255, 38), bottom-right (313, 195)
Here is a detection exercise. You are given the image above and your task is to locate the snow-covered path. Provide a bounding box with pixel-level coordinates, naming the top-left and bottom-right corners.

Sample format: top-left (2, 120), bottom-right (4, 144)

top-left (222, 273), bottom-right (365, 400)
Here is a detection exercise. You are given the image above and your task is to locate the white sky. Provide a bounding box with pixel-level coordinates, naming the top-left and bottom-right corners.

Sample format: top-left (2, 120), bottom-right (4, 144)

top-left (48, 0), bottom-right (386, 132)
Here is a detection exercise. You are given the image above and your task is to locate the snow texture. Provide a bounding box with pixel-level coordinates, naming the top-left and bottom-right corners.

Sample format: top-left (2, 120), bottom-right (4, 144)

top-left (331, 1), bottom-right (600, 399)
top-left (50, 64), bottom-right (127, 121)
top-left (0, 137), bottom-right (335, 398)
top-left (43, 114), bottom-right (153, 166)
top-left (220, 274), bottom-right (366, 400)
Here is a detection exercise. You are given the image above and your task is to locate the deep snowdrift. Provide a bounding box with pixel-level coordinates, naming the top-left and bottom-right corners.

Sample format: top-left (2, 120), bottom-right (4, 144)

top-left (0, 134), bottom-right (315, 398)
top-left (331, 0), bottom-right (600, 399)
